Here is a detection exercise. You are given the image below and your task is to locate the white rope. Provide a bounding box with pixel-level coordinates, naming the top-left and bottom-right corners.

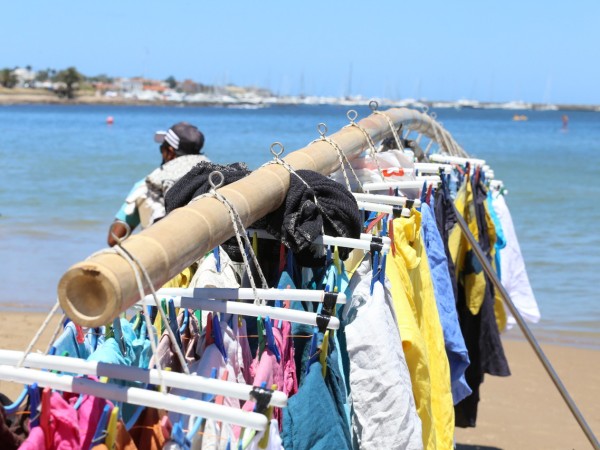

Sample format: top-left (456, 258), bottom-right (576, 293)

top-left (112, 243), bottom-right (190, 379)
top-left (44, 312), bottom-right (67, 355)
top-left (311, 123), bottom-right (364, 193)
top-left (17, 300), bottom-right (61, 367)
top-left (344, 110), bottom-right (387, 182)
top-left (369, 100), bottom-right (404, 151)
top-left (200, 171), bottom-right (269, 306)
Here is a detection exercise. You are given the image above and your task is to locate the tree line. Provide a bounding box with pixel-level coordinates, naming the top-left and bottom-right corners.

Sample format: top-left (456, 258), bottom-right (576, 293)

top-left (0, 66), bottom-right (179, 99)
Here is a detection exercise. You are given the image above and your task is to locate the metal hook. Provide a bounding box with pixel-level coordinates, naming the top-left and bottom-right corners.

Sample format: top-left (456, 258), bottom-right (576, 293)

top-left (270, 142), bottom-right (284, 158)
top-left (346, 109), bottom-right (358, 123)
top-left (421, 105), bottom-right (429, 114)
top-left (430, 112), bottom-right (437, 119)
top-left (317, 123), bottom-right (328, 137)
top-left (369, 100), bottom-right (379, 112)
top-left (208, 171), bottom-right (225, 190)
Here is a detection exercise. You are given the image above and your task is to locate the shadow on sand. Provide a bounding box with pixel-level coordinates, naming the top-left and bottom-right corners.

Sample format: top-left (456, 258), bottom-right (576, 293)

top-left (456, 445), bottom-right (503, 450)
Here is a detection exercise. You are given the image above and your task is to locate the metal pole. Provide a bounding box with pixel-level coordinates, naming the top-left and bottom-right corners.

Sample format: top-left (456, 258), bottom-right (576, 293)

top-left (452, 201), bottom-right (600, 449)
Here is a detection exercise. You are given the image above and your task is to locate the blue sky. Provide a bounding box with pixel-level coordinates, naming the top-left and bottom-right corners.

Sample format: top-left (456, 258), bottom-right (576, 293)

top-left (2, 0), bottom-right (599, 104)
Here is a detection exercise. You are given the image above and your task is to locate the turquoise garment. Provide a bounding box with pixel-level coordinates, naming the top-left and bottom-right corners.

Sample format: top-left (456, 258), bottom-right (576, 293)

top-left (52, 322), bottom-right (102, 360)
top-left (281, 360), bottom-right (352, 450)
top-left (87, 318), bottom-right (153, 422)
top-left (114, 178), bottom-right (144, 230)
top-left (421, 203), bottom-right (472, 404)
top-left (87, 318), bottom-right (152, 370)
top-left (487, 190), bottom-right (506, 279)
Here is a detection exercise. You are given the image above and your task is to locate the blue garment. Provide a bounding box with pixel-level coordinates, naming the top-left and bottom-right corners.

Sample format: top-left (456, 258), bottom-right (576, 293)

top-left (114, 178), bottom-right (145, 230)
top-left (281, 360), bottom-right (352, 450)
top-left (88, 318), bottom-right (152, 369)
top-left (52, 322), bottom-right (101, 360)
top-left (487, 190), bottom-right (507, 279)
top-left (420, 203), bottom-right (472, 404)
top-left (87, 318), bottom-right (153, 422)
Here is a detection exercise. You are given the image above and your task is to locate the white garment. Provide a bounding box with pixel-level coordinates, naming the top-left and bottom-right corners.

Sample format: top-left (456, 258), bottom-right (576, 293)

top-left (331, 149), bottom-right (419, 197)
top-left (491, 193), bottom-right (541, 329)
top-left (169, 319), bottom-right (250, 431)
top-left (343, 260), bottom-right (423, 450)
top-left (144, 154), bottom-right (210, 225)
top-left (189, 247), bottom-right (242, 329)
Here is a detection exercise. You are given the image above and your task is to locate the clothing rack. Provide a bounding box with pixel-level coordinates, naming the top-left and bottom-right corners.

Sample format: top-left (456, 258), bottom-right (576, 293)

top-left (59, 107), bottom-right (462, 327)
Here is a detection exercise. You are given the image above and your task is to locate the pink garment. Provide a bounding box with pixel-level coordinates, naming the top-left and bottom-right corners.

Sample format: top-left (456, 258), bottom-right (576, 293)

top-left (34, 390), bottom-right (81, 450)
top-left (150, 309), bottom-right (201, 372)
top-left (234, 322), bottom-right (288, 439)
top-left (277, 320), bottom-right (298, 399)
top-left (72, 394), bottom-right (113, 449)
top-left (18, 426), bottom-right (46, 450)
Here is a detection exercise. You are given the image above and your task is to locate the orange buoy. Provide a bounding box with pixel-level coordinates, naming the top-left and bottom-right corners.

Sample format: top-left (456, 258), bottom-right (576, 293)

top-left (106, 116), bottom-right (114, 125)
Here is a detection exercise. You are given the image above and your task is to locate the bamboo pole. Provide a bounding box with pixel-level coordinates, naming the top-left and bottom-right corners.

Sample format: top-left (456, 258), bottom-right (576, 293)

top-left (58, 107), bottom-right (462, 327)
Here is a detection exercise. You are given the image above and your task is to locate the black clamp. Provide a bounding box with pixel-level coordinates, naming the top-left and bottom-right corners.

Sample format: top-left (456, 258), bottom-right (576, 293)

top-left (392, 205), bottom-right (403, 218)
top-left (249, 386), bottom-right (274, 415)
top-left (405, 199), bottom-right (415, 209)
top-left (316, 292), bottom-right (339, 333)
top-left (370, 236), bottom-right (384, 255)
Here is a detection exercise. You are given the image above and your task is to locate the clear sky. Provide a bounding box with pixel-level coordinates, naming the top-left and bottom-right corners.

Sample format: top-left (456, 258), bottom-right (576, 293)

top-left (2, 0), bottom-right (599, 104)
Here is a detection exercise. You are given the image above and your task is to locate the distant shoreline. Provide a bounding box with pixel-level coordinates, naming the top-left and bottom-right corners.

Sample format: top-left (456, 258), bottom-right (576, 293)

top-left (1, 89), bottom-right (599, 112)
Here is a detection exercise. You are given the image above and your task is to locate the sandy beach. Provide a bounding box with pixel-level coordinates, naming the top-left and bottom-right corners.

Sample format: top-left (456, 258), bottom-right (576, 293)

top-left (0, 311), bottom-right (597, 449)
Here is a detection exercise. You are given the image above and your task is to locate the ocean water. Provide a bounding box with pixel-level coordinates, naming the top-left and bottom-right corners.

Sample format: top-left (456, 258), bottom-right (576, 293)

top-left (1, 104), bottom-right (598, 348)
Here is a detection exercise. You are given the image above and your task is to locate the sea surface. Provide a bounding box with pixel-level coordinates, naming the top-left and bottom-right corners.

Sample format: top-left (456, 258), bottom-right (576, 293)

top-left (1, 104), bottom-right (599, 349)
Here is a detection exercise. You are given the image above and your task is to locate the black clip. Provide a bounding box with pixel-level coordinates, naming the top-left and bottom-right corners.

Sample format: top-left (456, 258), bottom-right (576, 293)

top-left (405, 199), bottom-right (415, 209)
top-left (370, 236), bottom-right (384, 255)
top-left (392, 205), bottom-right (403, 218)
top-left (249, 386), bottom-right (273, 415)
top-left (316, 292), bottom-right (338, 333)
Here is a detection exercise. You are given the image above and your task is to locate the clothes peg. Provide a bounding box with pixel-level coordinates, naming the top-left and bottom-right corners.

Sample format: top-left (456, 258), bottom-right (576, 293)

top-left (213, 247), bottom-right (221, 273)
top-left (370, 250), bottom-right (380, 295)
top-left (105, 406), bottom-right (120, 450)
top-left (257, 316), bottom-right (266, 361)
top-left (168, 299), bottom-right (183, 349)
top-left (179, 308), bottom-right (190, 336)
top-left (264, 317), bottom-right (281, 363)
top-left (90, 404), bottom-right (112, 448)
top-left (333, 246), bottom-right (341, 275)
top-left (28, 383), bottom-right (41, 428)
top-left (212, 314), bottom-right (227, 362)
top-left (41, 387), bottom-right (52, 449)
top-left (252, 231), bottom-right (259, 259)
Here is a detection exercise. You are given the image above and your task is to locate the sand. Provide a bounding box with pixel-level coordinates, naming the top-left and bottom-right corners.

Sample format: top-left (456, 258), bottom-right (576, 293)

top-left (0, 311), bottom-right (598, 449)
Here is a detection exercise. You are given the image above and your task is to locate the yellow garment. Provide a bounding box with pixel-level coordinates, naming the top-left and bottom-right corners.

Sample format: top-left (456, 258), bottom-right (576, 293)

top-left (161, 266), bottom-right (195, 289)
top-left (154, 266), bottom-right (196, 330)
top-left (387, 210), bottom-right (455, 450)
top-left (449, 175), bottom-right (507, 329)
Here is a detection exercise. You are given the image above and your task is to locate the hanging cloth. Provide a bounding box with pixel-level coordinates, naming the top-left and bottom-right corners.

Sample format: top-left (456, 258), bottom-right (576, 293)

top-left (449, 173), bottom-right (510, 428)
top-left (386, 208), bottom-right (455, 450)
top-left (491, 192), bottom-right (541, 329)
top-left (420, 203), bottom-right (472, 405)
top-left (342, 256), bottom-right (422, 449)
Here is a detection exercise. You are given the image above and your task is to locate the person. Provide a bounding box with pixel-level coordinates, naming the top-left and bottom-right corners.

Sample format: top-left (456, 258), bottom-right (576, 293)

top-left (107, 122), bottom-right (209, 246)
top-left (562, 114), bottom-right (569, 131)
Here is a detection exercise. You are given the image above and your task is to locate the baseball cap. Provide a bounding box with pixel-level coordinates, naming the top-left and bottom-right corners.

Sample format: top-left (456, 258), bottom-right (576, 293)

top-left (154, 122), bottom-right (205, 155)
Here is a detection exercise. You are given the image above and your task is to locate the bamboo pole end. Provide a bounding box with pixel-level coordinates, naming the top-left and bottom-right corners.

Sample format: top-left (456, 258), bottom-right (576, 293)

top-left (58, 263), bottom-right (121, 327)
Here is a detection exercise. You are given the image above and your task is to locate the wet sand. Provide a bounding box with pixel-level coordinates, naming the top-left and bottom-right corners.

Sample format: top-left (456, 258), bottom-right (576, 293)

top-left (0, 311), bottom-right (598, 448)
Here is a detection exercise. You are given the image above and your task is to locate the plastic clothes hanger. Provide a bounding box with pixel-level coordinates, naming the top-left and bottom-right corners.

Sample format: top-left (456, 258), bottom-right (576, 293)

top-left (0, 364), bottom-right (271, 431)
top-left (185, 367), bottom-right (218, 445)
